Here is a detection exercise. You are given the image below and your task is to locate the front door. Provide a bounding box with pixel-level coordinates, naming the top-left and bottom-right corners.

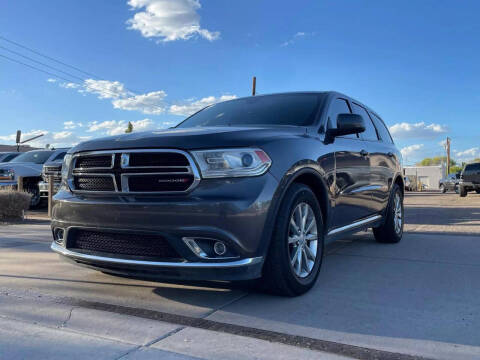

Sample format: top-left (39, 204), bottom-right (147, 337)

top-left (326, 98), bottom-right (376, 229)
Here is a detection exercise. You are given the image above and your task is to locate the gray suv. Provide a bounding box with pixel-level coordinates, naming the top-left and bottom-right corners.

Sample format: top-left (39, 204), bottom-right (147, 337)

top-left (51, 92), bottom-right (404, 296)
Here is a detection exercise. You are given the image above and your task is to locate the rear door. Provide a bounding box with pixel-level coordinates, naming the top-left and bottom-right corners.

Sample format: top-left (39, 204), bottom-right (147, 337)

top-left (328, 98), bottom-right (375, 229)
top-left (366, 110), bottom-right (397, 212)
top-left (463, 163), bottom-right (480, 184)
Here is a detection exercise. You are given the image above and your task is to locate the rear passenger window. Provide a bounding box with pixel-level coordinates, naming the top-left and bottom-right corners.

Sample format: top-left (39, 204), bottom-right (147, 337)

top-left (369, 112), bottom-right (394, 144)
top-left (327, 98), bottom-right (357, 139)
top-left (351, 103), bottom-right (378, 141)
top-left (465, 163), bottom-right (480, 173)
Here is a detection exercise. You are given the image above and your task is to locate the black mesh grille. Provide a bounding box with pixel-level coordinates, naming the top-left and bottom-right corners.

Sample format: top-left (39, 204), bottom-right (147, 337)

top-left (129, 152), bottom-right (189, 167)
top-left (75, 155), bottom-right (112, 169)
top-left (70, 230), bottom-right (181, 260)
top-left (128, 174), bottom-right (194, 192)
top-left (44, 165), bottom-right (62, 173)
top-left (74, 176), bottom-right (115, 191)
top-left (43, 165), bottom-right (62, 182)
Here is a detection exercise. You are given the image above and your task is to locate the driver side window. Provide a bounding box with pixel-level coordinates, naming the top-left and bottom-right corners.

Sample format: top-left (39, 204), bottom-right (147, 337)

top-left (327, 98), bottom-right (358, 139)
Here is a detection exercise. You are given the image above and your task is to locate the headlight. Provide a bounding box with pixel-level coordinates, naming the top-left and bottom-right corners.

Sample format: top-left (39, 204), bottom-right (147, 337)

top-left (0, 168), bottom-right (15, 180)
top-left (61, 154), bottom-right (72, 189)
top-left (191, 148), bottom-right (271, 178)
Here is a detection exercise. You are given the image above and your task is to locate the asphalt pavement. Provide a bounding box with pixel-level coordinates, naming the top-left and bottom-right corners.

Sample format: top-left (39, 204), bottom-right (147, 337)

top-left (0, 192), bottom-right (479, 359)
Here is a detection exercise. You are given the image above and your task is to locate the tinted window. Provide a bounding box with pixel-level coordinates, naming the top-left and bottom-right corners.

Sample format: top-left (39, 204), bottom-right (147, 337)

top-left (465, 163), bottom-right (480, 173)
top-left (3, 154), bottom-right (19, 162)
top-left (351, 103), bottom-right (378, 141)
top-left (10, 151), bottom-right (54, 164)
top-left (53, 152), bottom-right (66, 161)
top-left (369, 112), bottom-right (393, 144)
top-left (326, 98), bottom-right (357, 139)
top-left (177, 94), bottom-right (324, 128)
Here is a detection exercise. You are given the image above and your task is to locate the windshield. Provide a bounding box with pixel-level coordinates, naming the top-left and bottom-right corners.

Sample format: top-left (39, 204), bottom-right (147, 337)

top-left (177, 93), bottom-right (325, 128)
top-left (10, 151), bottom-right (54, 164)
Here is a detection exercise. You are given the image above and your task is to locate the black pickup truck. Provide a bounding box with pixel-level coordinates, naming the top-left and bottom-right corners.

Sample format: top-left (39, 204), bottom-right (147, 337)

top-left (459, 162), bottom-right (480, 197)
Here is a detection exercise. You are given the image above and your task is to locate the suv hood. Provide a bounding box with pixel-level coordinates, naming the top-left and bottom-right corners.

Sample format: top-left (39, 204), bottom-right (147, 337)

top-left (71, 126), bottom-right (307, 153)
top-left (0, 162), bottom-right (43, 179)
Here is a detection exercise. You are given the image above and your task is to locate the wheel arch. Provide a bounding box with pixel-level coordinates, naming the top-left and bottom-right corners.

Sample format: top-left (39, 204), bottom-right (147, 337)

top-left (258, 163), bottom-right (332, 259)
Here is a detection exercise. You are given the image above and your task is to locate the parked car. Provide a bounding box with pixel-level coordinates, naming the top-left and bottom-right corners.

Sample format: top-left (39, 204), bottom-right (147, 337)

top-left (38, 158), bottom-right (65, 199)
top-left (0, 152), bottom-right (20, 163)
top-left (404, 176), bottom-right (412, 191)
top-left (51, 92), bottom-right (404, 296)
top-left (459, 162), bottom-right (480, 197)
top-left (0, 148), bottom-right (69, 207)
top-left (439, 172), bottom-right (460, 193)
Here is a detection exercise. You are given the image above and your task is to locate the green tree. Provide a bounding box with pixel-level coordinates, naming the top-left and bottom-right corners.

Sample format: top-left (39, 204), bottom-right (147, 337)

top-left (449, 165), bottom-right (462, 174)
top-left (125, 121), bottom-right (133, 133)
top-left (416, 156), bottom-right (456, 167)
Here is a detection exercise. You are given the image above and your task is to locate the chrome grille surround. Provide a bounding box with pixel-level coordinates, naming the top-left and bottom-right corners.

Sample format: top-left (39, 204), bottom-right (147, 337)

top-left (68, 149), bottom-right (200, 195)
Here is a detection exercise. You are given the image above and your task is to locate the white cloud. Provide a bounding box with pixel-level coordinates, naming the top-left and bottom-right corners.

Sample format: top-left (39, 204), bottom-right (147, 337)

top-left (454, 147), bottom-right (480, 161)
top-left (63, 121), bottom-right (83, 129)
top-left (53, 131), bottom-right (72, 140)
top-left (47, 78), bottom-right (57, 83)
top-left (60, 82), bottom-right (80, 89)
top-left (169, 95), bottom-right (236, 116)
top-left (389, 122), bottom-right (447, 139)
top-left (126, 0), bottom-right (219, 42)
top-left (401, 144), bottom-right (424, 157)
top-left (87, 118), bottom-right (156, 136)
top-left (47, 77), bottom-right (236, 118)
top-left (281, 31), bottom-right (312, 47)
top-left (112, 90), bottom-right (167, 114)
top-left (0, 129), bottom-right (90, 148)
top-left (83, 79), bottom-right (129, 99)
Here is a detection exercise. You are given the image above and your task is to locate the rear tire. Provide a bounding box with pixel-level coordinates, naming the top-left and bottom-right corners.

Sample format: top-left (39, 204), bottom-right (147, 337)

top-left (439, 184), bottom-right (446, 193)
top-left (455, 185), bottom-right (459, 194)
top-left (373, 184), bottom-right (403, 243)
top-left (476, 190), bottom-right (480, 194)
top-left (262, 183), bottom-right (324, 296)
top-left (459, 186), bottom-right (467, 197)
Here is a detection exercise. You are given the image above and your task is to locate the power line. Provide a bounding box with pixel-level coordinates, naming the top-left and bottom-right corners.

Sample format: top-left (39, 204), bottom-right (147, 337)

top-left (0, 53), bottom-right (84, 85)
top-left (0, 35), bottom-right (154, 101)
top-left (0, 35), bottom-right (101, 79)
top-left (0, 36), bottom-right (171, 112)
top-left (0, 45), bottom-right (85, 83)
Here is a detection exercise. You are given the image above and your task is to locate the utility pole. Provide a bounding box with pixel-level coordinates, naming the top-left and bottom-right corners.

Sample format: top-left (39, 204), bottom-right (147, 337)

top-left (252, 76), bottom-right (256, 96)
top-left (446, 137), bottom-right (451, 175)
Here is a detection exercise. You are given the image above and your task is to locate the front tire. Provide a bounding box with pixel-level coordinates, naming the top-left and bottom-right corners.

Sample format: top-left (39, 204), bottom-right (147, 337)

top-left (373, 184), bottom-right (403, 243)
top-left (262, 184), bottom-right (324, 296)
top-left (440, 184), bottom-right (446, 193)
top-left (459, 186), bottom-right (467, 197)
top-left (475, 189), bottom-right (480, 194)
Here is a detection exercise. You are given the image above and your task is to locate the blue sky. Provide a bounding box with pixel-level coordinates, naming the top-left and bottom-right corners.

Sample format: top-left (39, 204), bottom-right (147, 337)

top-left (1, 0), bottom-right (479, 164)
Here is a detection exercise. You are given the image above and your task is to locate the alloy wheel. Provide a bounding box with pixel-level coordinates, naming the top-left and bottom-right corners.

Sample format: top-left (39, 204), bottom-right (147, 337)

top-left (288, 202), bottom-right (318, 278)
top-left (393, 192), bottom-right (403, 235)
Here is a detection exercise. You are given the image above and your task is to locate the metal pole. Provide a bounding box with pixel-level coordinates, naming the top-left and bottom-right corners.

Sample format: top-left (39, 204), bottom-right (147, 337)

top-left (48, 174), bottom-right (54, 218)
top-left (252, 76), bottom-right (256, 96)
top-left (17, 176), bottom-right (23, 192)
top-left (446, 137), bottom-right (451, 175)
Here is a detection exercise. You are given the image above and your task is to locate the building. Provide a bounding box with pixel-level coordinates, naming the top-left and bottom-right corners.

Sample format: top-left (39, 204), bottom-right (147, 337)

top-left (404, 165), bottom-right (446, 190)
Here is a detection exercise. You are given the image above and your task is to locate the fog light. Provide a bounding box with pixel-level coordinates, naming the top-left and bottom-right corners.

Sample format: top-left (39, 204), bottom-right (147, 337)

top-left (54, 228), bottom-right (64, 245)
top-left (213, 241), bottom-right (227, 256)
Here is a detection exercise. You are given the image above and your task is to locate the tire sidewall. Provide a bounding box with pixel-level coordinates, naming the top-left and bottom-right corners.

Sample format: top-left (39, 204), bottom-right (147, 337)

top-left (279, 185), bottom-right (324, 289)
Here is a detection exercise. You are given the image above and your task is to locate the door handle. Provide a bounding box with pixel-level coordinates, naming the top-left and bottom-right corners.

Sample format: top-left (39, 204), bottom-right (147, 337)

top-left (387, 152), bottom-right (394, 157)
top-left (360, 149), bottom-right (369, 157)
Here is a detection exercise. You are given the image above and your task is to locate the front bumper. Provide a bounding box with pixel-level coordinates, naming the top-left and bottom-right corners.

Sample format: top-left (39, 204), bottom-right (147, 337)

top-left (51, 173), bottom-right (279, 281)
top-left (39, 181), bottom-right (60, 197)
top-left (51, 242), bottom-right (263, 280)
top-left (459, 181), bottom-right (480, 190)
top-left (0, 180), bottom-right (17, 189)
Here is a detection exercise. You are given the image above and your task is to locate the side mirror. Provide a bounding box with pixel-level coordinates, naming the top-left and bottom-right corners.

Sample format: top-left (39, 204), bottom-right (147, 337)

top-left (325, 113), bottom-right (365, 142)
